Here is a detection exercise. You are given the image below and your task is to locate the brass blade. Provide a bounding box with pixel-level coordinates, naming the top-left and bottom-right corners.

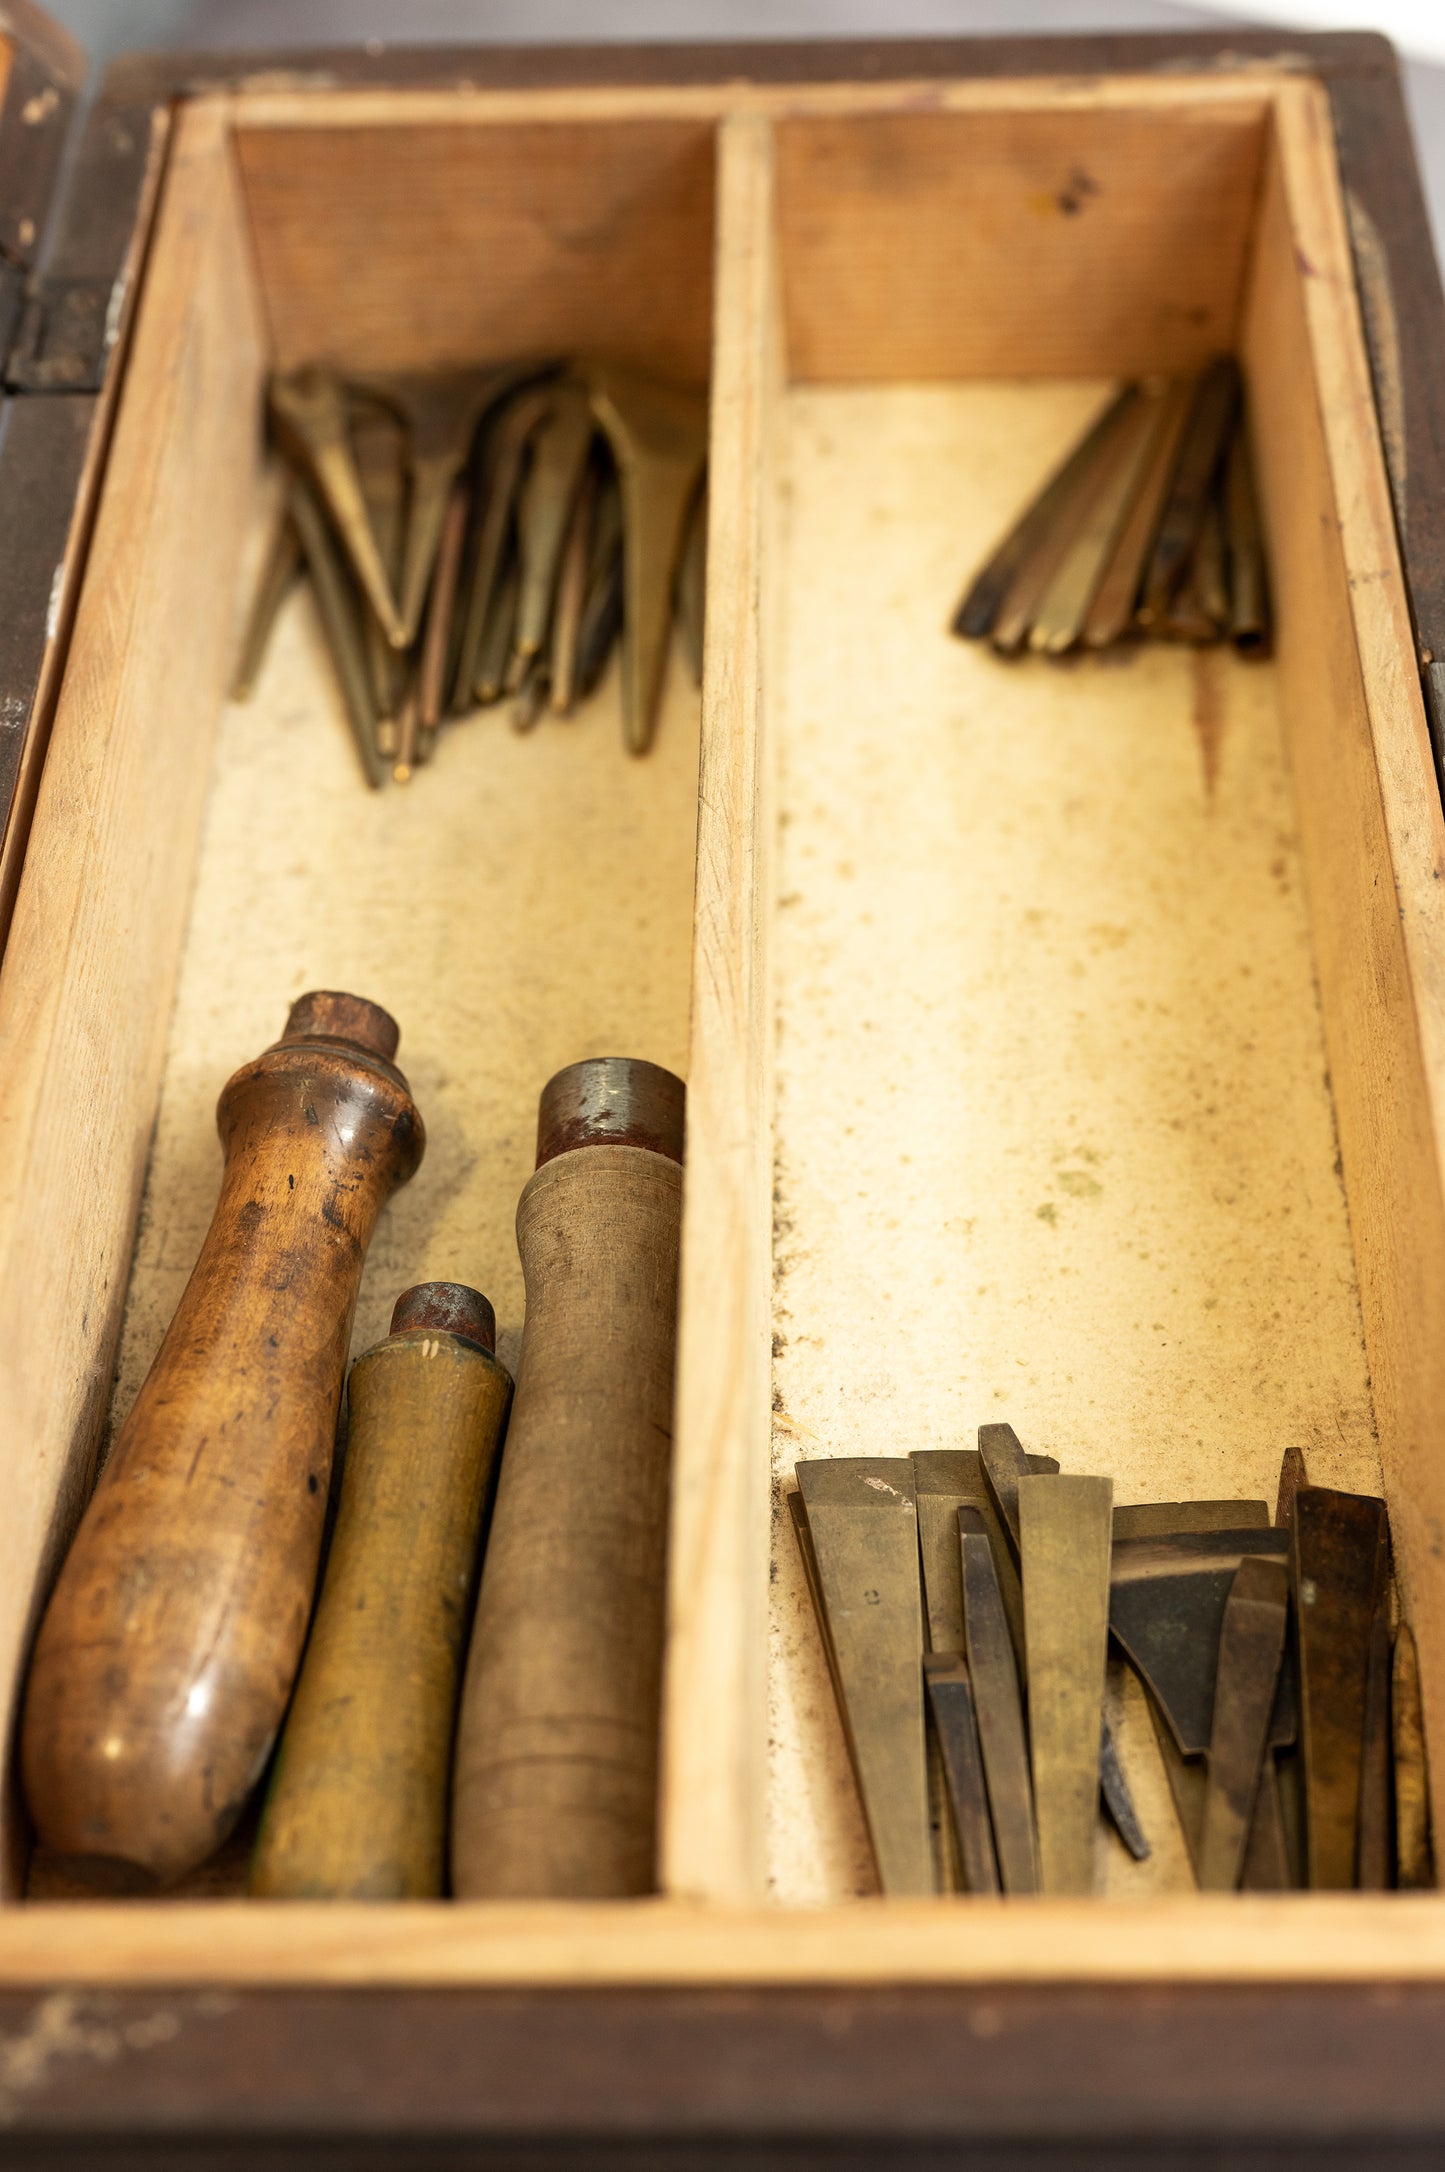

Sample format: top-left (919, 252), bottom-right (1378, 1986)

top-left (587, 363), bottom-right (708, 756)
top-left (1274, 1445), bottom-right (1309, 1530)
top-left (1081, 378), bottom-right (1193, 648)
top-left (451, 385), bottom-right (556, 709)
top-left (1099, 1722), bottom-right (1151, 1862)
top-left (923, 1653), bottom-right (1000, 1894)
top-left (913, 1450), bottom-right (992, 1654)
top-left (1241, 1755), bottom-right (1294, 1890)
top-left (288, 479), bottom-right (384, 791)
top-left (953, 385), bottom-right (1134, 641)
top-left (350, 396), bottom-right (407, 729)
top-left (1393, 1623), bottom-right (1434, 1889)
top-left (1110, 1529), bottom-right (1292, 1757)
top-left (959, 1506), bottom-right (1037, 1893)
top-left (1225, 421), bottom-right (1271, 657)
top-left (794, 1459), bottom-right (933, 1895)
top-left (1293, 1486), bottom-right (1389, 1887)
top-left (1019, 1472), bottom-right (1113, 1895)
top-left (1113, 1501), bottom-right (1269, 1540)
top-left (575, 471), bottom-right (625, 700)
top-left (1138, 356), bottom-right (1240, 626)
top-left (1029, 387), bottom-right (1171, 655)
top-left (417, 482), bottom-right (469, 743)
top-left (513, 381), bottom-right (594, 667)
top-left (549, 463), bottom-right (597, 716)
top-left (269, 369), bottom-right (403, 646)
top-left (990, 392), bottom-right (1143, 655)
top-left (1197, 1556), bottom-right (1290, 1890)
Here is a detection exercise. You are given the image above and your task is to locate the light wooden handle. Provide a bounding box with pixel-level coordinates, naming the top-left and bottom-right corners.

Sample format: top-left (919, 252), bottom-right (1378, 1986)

top-left (21, 992), bottom-right (424, 1886)
top-left (451, 1058), bottom-right (684, 1899)
top-left (251, 1284), bottom-right (512, 1899)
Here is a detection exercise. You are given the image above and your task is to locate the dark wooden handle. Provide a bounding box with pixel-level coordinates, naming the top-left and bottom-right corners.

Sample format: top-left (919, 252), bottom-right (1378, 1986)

top-left (451, 1059), bottom-right (684, 1899)
top-left (251, 1286), bottom-right (512, 1899)
top-left (21, 993), bottom-right (424, 1886)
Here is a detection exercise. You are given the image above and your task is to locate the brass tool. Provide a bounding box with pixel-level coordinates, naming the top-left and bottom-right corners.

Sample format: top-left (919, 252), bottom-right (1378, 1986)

top-left (959, 1506), bottom-right (1037, 1893)
top-left (451, 1059), bottom-right (684, 1899)
top-left (1357, 1583), bottom-right (1393, 1889)
top-left (1113, 1501), bottom-right (1269, 1540)
top-left (231, 488), bottom-right (301, 702)
top-left (1098, 1725), bottom-right (1151, 1862)
top-left (576, 473), bottom-right (625, 699)
top-left (510, 656), bottom-right (549, 734)
top-left (787, 1488), bottom-right (857, 1766)
top-left (549, 463), bottom-right (596, 715)
top-left (416, 482), bottom-right (469, 759)
top-left (476, 556), bottom-right (519, 707)
top-left (269, 368), bottom-right (404, 646)
top-left (1225, 424), bottom-right (1271, 655)
top-left (288, 480), bottom-right (385, 790)
top-left (1029, 385), bottom-right (1170, 655)
top-left (1081, 377), bottom-right (1193, 648)
top-left (588, 363), bottom-right (708, 755)
top-left (1197, 1556), bottom-right (1290, 1890)
top-left (1138, 357), bottom-right (1240, 625)
top-left (513, 379), bottom-right (594, 673)
top-left (351, 398), bottom-right (409, 749)
top-left (1292, 1486), bottom-right (1389, 1887)
top-left (451, 384), bottom-right (556, 711)
top-left (1110, 1529), bottom-right (1293, 1756)
top-left (990, 392), bottom-right (1142, 655)
top-left (952, 386), bottom-right (1134, 641)
top-left (251, 1283), bottom-right (512, 1899)
top-left (790, 1459), bottom-right (934, 1896)
top-left (922, 1653), bottom-right (1000, 1893)
top-left (365, 364), bottom-right (541, 649)
top-left (393, 678), bottom-right (420, 785)
top-left (914, 1450), bottom-right (1000, 1653)
top-left (676, 482), bottom-right (707, 686)
top-left (22, 993), bottom-right (424, 1885)
top-left (1393, 1624), bottom-right (1434, 1888)
top-left (1275, 1446), bottom-right (1309, 1529)
top-left (1019, 1472), bottom-right (1113, 1895)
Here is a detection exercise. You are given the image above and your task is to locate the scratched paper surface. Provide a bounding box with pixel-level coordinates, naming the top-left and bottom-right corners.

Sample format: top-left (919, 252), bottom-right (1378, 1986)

top-left (767, 382), bottom-right (1380, 1902)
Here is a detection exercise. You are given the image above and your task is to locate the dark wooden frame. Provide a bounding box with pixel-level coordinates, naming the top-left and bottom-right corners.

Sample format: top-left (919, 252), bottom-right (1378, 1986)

top-left (2, 26), bottom-right (1444, 2165)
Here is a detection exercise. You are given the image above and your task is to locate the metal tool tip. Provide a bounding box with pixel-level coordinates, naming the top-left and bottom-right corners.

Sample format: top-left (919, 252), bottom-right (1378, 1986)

top-left (280, 990), bottom-right (400, 1063)
top-left (389, 1281), bottom-right (496, 1353)
top-left (535, 1056), bottom-right (685, 1167)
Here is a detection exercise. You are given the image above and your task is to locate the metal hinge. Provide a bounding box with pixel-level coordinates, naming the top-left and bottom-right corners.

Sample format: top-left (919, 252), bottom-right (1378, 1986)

top-left (4, 273), bottom-right (122, 394)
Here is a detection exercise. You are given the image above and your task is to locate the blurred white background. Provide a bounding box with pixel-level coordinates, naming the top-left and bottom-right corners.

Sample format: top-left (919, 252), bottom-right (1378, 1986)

top-left (34, 0), bottom-right (1443, 269)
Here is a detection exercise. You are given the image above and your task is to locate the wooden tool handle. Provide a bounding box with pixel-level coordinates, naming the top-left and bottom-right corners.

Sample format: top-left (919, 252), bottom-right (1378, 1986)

top-left (251, 1284), bottom-right (512, 1899)
top-left (21, 992), bottom-right (424, 1886)
top-left (451, 1057), bottom-right (684, 1899)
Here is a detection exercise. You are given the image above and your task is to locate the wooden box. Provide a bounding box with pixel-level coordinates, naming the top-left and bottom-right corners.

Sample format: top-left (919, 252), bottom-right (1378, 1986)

top-left (1, 19), bottom-right (1445, 2163)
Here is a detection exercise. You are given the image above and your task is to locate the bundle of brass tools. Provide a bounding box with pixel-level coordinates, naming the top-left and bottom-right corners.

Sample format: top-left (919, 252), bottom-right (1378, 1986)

top-left (451, 1057), bottom-right (685, 1899)
top-left (22, 994), bottom-right (424, 1887)
top-left (792, 1436), bottom-right (1432, 1896)
top-left (236, 361), bottom-right (708, 784)
top-left (251, 1283), bottom-right (513, 1900)
top-left (952, 357), bottom-right (1271, 659)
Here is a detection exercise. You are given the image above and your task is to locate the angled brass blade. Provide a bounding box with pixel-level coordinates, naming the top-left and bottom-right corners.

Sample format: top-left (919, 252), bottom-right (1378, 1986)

top-left (513, 380), bottom-right (594, 669)
top-left (1030, 386), bottom-right (1170, 655)
top-left (794, 1459), bottom-right (933, 1895)
top-left (510, 654), bottom-right (549, 734)
top-left (1138, 356), bottom-right (1240, 626)
top-left (451, 384), bottom-right (556, 709)
top-left (549, 462), bottom-right (597, 716)
top-left (288, 479), bottom-right (384, 791)
top-left (1019, 1472), bottom-right (1113, 1895)
top-left (913, 1451), bottom-right (992, 1654)
top-left (676, 480), bottom-right (707, 687)
top-left (1113, 1501), bottom-right (1269, 1540)
top-left (952, 385), bottom-right (1134, 641)
top-left (1356, 1580), bottom-right (1393, 1889)
top-left (587, 363), bottom-right (708, 756)
top-left (392, 675), bottom-right (419, 785)
top-left (977, 1423), bottom-right (1059, 1571)
top-left (923, 1653), bottom-right (1000, 1894)
top-left (1099, 1722), bottom-right (1151, 1862)
top-left (1110, 1529), bottom-right (1291, 1756)
top-left (475, 553), bottom-right (519, 708)
top-left (1274, 1445), bottom-right (1309, 1531)
top-left (991, 391), bottom-right (1143, 655)
top-left (1293, 1486), bottom-right (1389, 1888)
top-left (1081, 377), bottom-right (1193, 648)
top-left (231, 492), bottom-right (301, 702)
top-left (575, 484), bottom-right (625, 700)
top-left (269, 369), bottom-right (403, 647)
top-left (350, 397), bottom-right (408, 740)
top-left (1198, 1556), bottom-right (1290, 1890)
top-left (417, 482), bottom-right (469, 746)
top-left (959, 1506), bottom-right (1037, 1893)
top-left (1393, 1623), bottom-right (1434, 1889)
top-left (1224, 421), bottom-right (1271, 657)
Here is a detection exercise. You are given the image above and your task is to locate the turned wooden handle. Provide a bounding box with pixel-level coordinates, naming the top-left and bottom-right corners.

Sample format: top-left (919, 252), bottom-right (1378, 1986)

top-left (451, 1057), bottom-right (684, 1898)
top-left (251, 1283), bottom-right (512, 1899)
top-left (21, 992), bottom-right (425, 1885)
